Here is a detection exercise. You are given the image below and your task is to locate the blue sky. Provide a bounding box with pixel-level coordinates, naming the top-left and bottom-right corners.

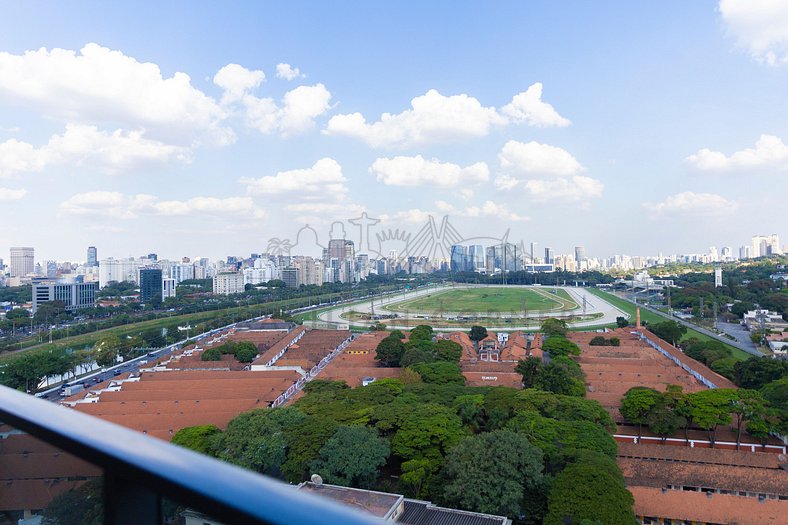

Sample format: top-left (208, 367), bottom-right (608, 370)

top-left (0, 1), bottom-right (786, 262)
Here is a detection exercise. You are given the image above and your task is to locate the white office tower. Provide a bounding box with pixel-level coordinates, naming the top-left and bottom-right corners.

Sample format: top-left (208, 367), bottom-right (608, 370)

top-left (714, 266), bottom-right (722, 287)
top-left (9, 247), bottom-right (34, 278)
top-left (751, 234), bottom-right (781, 258)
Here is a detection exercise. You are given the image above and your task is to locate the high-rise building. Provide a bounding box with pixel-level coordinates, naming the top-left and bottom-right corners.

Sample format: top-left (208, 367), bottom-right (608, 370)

top-left (87, 246), bottom-right (98, 267)
top-left (139, 268), bottom-right (163, 305)
top-left (9, 247), bottom-right (34, 278)
top-left (544, 247), bottom-right (554, 265)
top-left (574, 246), bottom-right (586, 264)
top-left (45, 261), bottom-right (57, 278)
top-left (450, 245), bottom-right (468, 272)
top-left (714, 266), bottom-right (723, 287)
top-left (468, 245), bottom-right (484, 271)
top-left (751, 234), bottom-right (781, 258)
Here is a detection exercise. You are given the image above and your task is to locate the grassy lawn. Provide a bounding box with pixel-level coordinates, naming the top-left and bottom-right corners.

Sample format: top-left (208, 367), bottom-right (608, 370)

top-left (389, 286), bottom-right (577, 314)
top-left (586, 288), bottom-right (750, 361)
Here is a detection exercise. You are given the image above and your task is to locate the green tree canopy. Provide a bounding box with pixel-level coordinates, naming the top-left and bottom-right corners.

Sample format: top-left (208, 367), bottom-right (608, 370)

top-left (541, 318), bottom-right (568, 337)
top-left (544, 456), bottom-right (635, 525)
top-left (439, 430), bottom-right (544, 518)
top-left (310, 426), bottom-right (390, 488)
top-left (171, 424), bottom-right (222, 455)
top-left (468, 325), bottom-right (488, 343)
top-left (375, 334), bottom-right (407, 367)
top-left (215, 407), bottom-right (307, 476)
top-left (411, 361), bottom-right (465, 385)
top-left (541, 337), bottom-right (581, 357)
top-left (620, 387), bottom-right (662, 438)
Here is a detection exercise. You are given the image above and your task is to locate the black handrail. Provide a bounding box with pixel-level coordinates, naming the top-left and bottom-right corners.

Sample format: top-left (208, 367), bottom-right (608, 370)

top-left (0, 385), bottom-right (379, 525)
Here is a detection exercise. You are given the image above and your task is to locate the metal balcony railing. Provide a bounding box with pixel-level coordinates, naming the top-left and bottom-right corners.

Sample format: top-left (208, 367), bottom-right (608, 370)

top-left (0, 385), bottom-right (379, 525)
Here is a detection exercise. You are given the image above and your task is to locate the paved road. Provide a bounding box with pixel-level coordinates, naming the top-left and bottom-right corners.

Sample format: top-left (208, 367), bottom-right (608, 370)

top-left (616, 294), bottom-right (763, 357)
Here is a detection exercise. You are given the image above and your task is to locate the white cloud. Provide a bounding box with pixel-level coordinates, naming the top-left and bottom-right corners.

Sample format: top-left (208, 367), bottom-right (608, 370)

top-left (492, 140), bottom-right (600, 202)
top-left (719, 0), bottom-right (788, 65)
top-left (213, 63), bottom-right (265, 103)
top-left (0, 187), bottom-right (27, 201)
top-left (522, 176), bottom-right (604, 202)
top-left (241, 158), bottom-right (348, 197)
top-left (642, 191), bottom-right (738, 217)
top-left (501, 83), bottom-right (570, 127)
top-left (433, 199), bottom-right (529, 222)
top-left (276, 63), bottom-right (304, 80)
top-left (214, 63), bottom-right (331, 136)
top-left (324, 83), bottom-right (569, 148)
top-left (0, 124), bottom-right (189, 177)
top-left (498, 140), bottom-right (584, 176)
top-left (686, 134), bottom-right (788, 172)
top-left (0, 43), bottom-right (232, 146)
top-left (370, 155), bottom-right (489, 187)
top-left (59, 191), bottom-right (265, 219)
top-left (325, 89), bottom-right (507, 148)
top-left (379, 209), bottom-right (435, 224)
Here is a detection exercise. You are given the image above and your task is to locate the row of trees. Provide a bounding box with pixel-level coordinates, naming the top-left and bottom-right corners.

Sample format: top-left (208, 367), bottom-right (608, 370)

top-left (620, 384), bottom-right (782, 447)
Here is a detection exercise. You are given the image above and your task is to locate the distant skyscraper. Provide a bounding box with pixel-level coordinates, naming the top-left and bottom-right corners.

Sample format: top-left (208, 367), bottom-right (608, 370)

top-left (544, 247), bottom-right (554, 265)
top-left (139, 268), bottom-right (163, 305)
top-left (87, 246), bottom-right (98, 267)
top-left (574, 246), bottom-right (586, 264)
top-left (9, 247), bottom-right (34, 278)
top-left (46, 260), bottom-right (57, 278)
top-left (450, 245), bottom-right (468, 272)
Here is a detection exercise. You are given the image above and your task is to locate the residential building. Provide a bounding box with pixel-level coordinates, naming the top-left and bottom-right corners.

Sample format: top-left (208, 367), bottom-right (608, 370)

top-left (751, 234), bottom-right (781, 258)
top-left (574, 245), bottom-right (586, 264)
top-left (281, 267), bottom-right (298, 288)
top-left (32, 281), bottom-right (97, 314)
top-left (213, 272), bottom-right (244, 295)
top-left (9, 247), bottom-right (34, 278)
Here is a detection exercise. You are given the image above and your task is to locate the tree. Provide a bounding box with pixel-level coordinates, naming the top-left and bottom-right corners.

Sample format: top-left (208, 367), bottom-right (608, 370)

top-left (42, 478), bottom-right (103, 525)
top-left (646, 400), bottom-right (684, 442)
top-left (453, 394), bottom-right (486, 432)
top-left (542, 337), bottom-right (581, 356)
top-left (439, 431), bottom-right (544, 518)
top-left (401, 348), bottom-right (433, 368)
top-left (310, 426), bottom-right (390, 488)
top-left (686, 389), bottom-right (736, 446)
top-left (94, 335), bottom-right (122, 367)
top-left (411, 361), bottom-right (465, 385)
top-left (375, 334), bottom-right (406, 367)
top-left (171, 425), bottom-right (221, 455)
top-left (544, 457), bottom-right (635, 525)
top-left (615, 316), bottom-right (629, 328)
top-left (33, 300), bottom-right (68, 325)
top-left (541, 318), bottom-right (568, 337)
top-left (433, 339), bottom-right (462, 362)
top-left (5, 307), bottom-right (29, 320)
top-left (760, 377), bottom-right (788, 410)
top-left (538, 356), bottom-right (585, 397)
top-left (409, 324), bottom-right (434, 342)
top-left (201, 347), bottom-right (222, 361)
top-left (234, 342), bottom-right (258, 363)
top-left (215, 407), bottom-right (307, 476)
top-left (733, 358), bottom-right (788, 390)
top-left (648, 321), bottom-right (687, 346)
top-left (515, 357), bottom-right (542, 388)
top-left (620, 387), bottom-right (662, 438)
top-left (730, 389), bottom-right (766, 450)
top-left (391, 404), bottom-right (466, 462)
top-left (468, 325), bottom-right (488, 345)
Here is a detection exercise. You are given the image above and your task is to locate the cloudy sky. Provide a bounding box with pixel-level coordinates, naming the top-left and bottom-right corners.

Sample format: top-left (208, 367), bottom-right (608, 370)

top-left (0, 1), bottom-right (787, 262)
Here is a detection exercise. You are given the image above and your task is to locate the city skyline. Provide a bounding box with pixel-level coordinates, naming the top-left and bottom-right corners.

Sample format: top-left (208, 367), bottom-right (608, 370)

top-left (0, 2), bottom-right (787, 262)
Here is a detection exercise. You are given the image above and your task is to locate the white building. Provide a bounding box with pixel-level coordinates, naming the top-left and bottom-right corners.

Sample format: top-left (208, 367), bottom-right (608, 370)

top-left (213, 272), bottom-right (244, 295)
top-left (163, 278), bottom-right (177, 300)
top-left (714, 266), bottom-right (722, 287)
top-left (751, 234), bottom-right (781, 258)
top-left (9, 247), bottom-right (34, 278)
